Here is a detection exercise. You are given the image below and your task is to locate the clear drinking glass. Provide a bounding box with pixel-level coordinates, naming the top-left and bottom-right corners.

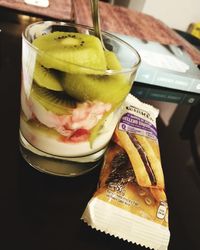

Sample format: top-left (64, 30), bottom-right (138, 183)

top-left (19, 21), bottom-right (140, 176)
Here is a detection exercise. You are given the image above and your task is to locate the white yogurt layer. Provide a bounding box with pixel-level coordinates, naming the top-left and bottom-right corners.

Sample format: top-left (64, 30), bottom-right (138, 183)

top-left (20, 111), bottom-right (120, 158)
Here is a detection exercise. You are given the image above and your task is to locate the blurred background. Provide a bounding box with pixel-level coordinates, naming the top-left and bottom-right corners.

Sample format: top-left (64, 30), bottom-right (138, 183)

top-left (102, 0), bottom-right (200, 33)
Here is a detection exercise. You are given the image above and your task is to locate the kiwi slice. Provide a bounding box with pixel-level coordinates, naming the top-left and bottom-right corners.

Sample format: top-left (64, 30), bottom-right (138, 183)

top-left (31, 83), bottom-right (77, 115)
top-left (104, 50), bottom-right (122, 70)
top-left (89, 108), bottom-right (114, 146)
top-left (61, 51), bottom-right (130, 145)
top-left (34, 61), bottom-right (63, 91)
top-left (62, 51), bottom-right (130, 105)
top-left (32, 32), bottom-right (107, 75)
top-left (62, 73), bottom-right (130, 105)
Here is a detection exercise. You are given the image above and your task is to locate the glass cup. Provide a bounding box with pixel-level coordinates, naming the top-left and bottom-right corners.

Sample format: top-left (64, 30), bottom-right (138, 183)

top-left (19, 21), bottom-right (140, 177)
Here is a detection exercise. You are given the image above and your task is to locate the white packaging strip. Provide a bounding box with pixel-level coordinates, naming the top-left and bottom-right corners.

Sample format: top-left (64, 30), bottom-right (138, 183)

top-left (82, 198), bottom-right (170, 250)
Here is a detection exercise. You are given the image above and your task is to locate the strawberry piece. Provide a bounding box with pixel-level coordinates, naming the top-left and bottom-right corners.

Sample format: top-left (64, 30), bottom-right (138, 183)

top-left (70, 129), bottom-right (90, 142)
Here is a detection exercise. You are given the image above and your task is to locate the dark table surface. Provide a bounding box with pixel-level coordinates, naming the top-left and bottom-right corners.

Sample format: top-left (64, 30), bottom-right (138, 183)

top-left (0, 7), bottom-right (200, 250)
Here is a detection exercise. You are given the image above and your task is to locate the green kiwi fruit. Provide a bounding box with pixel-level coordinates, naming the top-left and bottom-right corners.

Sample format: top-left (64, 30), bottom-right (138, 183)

top-left (32, 31), bottom-right (107, 75)
top-left (61, 51), bottom-right (131, 106)
top-left (62, 73), bottom-right (130, 106)
top-left (89, 108), bottom-right (114, 146)
top-left (31, 83), bottom-right (77, 115)
top-left (61, 51), bottom-right (130, 145)
top-left (34, 61), bottom-right (63, 91)
top-left (104, 50), bottom-right (122, 70)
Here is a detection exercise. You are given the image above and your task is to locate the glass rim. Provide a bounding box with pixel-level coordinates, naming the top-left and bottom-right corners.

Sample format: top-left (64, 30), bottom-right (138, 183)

top-left (22, 20), bottom-right (141, 75)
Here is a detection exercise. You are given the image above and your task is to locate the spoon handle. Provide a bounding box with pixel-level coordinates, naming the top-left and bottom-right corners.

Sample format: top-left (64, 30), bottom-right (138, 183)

top-left (90, 0), bottom-right (105, 49)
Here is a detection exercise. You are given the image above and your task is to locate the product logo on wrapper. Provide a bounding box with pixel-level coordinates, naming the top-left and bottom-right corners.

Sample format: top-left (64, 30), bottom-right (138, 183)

top-left (126, 105), bottom-right (154, 122)
top-left (119, 112), bottom-right (158, 140)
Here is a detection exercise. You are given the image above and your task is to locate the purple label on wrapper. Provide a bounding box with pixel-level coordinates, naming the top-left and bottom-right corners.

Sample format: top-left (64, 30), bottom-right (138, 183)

top-left (119, 113), bottom-right (157, 140)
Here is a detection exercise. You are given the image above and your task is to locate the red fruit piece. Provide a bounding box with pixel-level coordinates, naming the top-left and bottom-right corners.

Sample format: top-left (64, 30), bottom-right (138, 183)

top-left (70, 129), bottom-right (90, 142)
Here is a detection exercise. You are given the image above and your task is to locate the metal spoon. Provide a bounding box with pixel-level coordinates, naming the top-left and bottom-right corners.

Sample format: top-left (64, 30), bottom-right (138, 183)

top-left (90, 0), bottom-right (106, 50)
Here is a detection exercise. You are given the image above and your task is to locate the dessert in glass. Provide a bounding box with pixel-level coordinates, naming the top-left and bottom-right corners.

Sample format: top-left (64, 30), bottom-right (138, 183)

top-left (20, 21), bottom-right (141, 176)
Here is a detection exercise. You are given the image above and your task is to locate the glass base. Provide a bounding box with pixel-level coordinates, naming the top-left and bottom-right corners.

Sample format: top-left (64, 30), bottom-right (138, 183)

top-left (19, 132), bottom-right (105, 177)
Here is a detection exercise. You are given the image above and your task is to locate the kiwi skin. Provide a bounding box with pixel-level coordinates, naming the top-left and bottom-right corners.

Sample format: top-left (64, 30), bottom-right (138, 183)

top-left (32, 31), bottom-right (107, 75)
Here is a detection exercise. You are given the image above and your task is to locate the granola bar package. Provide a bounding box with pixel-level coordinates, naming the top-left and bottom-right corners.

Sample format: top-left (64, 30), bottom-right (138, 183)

top-left (81, 95), bottom-right (170, 250)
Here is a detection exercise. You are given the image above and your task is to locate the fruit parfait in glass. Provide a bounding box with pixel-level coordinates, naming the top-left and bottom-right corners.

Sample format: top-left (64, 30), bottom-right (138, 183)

top-left (20, 21), bottom-right (140, 176)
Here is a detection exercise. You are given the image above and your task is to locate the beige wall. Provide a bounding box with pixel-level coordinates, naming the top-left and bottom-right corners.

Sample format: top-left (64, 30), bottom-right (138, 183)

top-left (114, 0), bottom-right (145, 11)
top-left (142, 0), bottom-right (200, 31)
top-left (113, 0), bottom-right (200, 31)
top-left (129, 0), bottom-right (145, 12)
